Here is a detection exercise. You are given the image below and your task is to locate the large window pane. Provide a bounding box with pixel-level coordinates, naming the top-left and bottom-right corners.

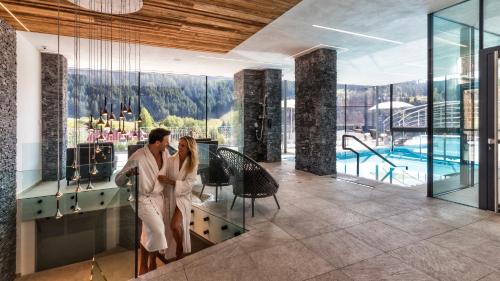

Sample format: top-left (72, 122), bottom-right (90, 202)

top-left (431, 0), bottom-right (479, 207)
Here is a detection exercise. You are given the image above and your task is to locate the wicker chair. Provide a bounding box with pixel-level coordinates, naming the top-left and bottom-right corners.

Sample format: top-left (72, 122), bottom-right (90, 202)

top-left (199, 150), bottom-right (231, 202)
top-left (217, 147), bottom-right (280, 217)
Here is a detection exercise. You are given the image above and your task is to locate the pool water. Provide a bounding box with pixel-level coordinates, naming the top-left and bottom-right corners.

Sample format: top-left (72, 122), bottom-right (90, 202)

top-left (336, 146), bottom-right (464, 186)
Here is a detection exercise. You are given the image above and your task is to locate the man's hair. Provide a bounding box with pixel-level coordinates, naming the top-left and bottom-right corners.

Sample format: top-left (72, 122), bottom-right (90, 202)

top-left (148, 128), bottom-right (171, 144)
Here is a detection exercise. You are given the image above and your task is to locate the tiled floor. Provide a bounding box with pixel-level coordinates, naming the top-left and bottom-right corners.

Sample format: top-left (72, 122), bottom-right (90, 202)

top-left (136, 161), bottom-right (500, 281)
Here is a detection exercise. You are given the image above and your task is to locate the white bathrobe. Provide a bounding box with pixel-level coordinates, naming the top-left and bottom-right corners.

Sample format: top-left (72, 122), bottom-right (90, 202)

top-left (163, 153), bottom-right (198, 257)
top-left (115, 145), bottom-right (169, 252)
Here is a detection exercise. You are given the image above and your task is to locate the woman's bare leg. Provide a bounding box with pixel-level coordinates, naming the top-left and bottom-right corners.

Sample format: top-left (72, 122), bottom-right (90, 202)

top-left (170, 207), bottom-right (184, 260)
top-left (148, 251), bottom-right (157, 271)
top-left (139, 245), bottom-right (149, 275)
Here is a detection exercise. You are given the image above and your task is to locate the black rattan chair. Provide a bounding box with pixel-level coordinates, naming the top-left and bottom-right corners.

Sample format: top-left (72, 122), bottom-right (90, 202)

top-left (199, 150), bottom-right (231, 202)
top-left (217, 147), bottom-right (280, 217)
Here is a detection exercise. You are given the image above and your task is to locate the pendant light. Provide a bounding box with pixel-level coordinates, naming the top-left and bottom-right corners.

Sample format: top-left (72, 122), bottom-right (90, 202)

top-left (109, 103), bottom-right (116, 120)
top-left (55, 200), bottom-right (63, 219)
top-left (88, 115), bottom-right (94, 132)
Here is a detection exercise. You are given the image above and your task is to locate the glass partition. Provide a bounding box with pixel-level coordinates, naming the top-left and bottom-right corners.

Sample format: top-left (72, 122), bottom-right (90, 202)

top-left (431, 0), bottom-right (480, 207)
top-left (17, 164), bottom-right (139, 280)
top-left (484, 0), bottom-right (500, 48)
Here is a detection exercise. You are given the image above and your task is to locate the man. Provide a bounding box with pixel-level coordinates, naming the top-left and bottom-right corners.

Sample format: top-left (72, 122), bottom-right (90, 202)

top-left (115, 128), bottom-right (171, 274)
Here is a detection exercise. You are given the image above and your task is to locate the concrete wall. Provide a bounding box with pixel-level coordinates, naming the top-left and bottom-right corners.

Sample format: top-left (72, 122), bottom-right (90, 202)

top-left (295, 48), bottom-right (337, 176)
top-left (0, 18), bottom-right (17, 281)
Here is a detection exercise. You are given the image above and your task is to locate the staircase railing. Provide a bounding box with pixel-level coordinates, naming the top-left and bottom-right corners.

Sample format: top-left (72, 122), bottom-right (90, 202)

top-left (342, 134), bottom-right (408, 177)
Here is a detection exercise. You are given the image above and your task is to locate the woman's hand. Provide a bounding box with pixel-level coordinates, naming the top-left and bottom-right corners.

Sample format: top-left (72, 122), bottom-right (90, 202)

top-left (158, 175), bottom-right (176, 186)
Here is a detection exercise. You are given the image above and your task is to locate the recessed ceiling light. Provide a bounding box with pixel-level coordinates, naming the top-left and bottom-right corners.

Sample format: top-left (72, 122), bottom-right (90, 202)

top-left (0, 2), bottom-right (30, 32)
top-left (312, 24), bottom-right (403, 45)
top-left (289, 44), bottom-right (349, 59)
top-left (198, 55), bottom-right (283, 66)
top-left (434, 37), bottom-right (468, 48)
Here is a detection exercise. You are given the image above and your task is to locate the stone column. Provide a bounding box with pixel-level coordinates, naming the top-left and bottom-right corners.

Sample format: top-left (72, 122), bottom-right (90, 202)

top-left (0, 18), bottom-right (17, 281)
top-left (41, 53), bottom-right (68, 181)
top-left (234, 69), bottom-right (282, 162)
top-left (295, 48), bottom-right (337, 175)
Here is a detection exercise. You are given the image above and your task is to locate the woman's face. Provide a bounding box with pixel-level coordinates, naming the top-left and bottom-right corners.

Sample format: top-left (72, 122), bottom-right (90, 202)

top-left (178, 139), bottom-right (189, 158)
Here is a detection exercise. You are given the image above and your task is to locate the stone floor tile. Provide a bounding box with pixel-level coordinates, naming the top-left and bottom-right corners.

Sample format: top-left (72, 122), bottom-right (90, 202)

top-left (319, 207), bottom-right (373, 229)
top-left (345, 200), bottom-right (408, 219)
top-left (345, 221), bottom-right (420, 252)
top-left (341, 254), bottom-right (436, 281)
top-left (390, 241), bottom-right (494, 281)
top-left (429, 228), bottom-right (500, 269)
top-left (236, 224), bottom-right (295, 253)
top-left (184, 253), bottom-right (267, 281)
top-left (480, 272), bottom-right (500, 281)
top-left (249, 241), bottom-right (333, 281)
top-left (380, 212), bottom-right (455, 239)
top-left (461, 215), bottom-right (500, 242)
top-left (301, 230), bottom-right (382, 269)
top-left (306, 270), bottom-right (353, 281)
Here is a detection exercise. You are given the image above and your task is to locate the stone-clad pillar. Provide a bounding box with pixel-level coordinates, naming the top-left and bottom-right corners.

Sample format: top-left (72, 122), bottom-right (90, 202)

top-left (295, 48), bottom-right (337, 175)
top-left (0, 18), bottom-right (17, 281)
top-left (234, 69), bottom-right (282, 162)
top-left (41, 53), bottom-right (68, 181)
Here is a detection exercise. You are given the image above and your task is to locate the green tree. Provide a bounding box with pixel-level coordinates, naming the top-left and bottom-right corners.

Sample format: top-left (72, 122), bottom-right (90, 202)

top-left (140, 107), bottom-right (155, 129)
top-left (162, 115), bottom-right (184, 127)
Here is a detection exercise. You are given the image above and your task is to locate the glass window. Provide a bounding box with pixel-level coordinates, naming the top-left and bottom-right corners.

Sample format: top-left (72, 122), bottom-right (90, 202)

top-left (431, 0), bottom-right (479, 207)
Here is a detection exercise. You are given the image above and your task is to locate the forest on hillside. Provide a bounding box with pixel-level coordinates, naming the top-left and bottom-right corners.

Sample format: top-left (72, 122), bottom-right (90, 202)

top-left (67, 70), bottom-right (235, 122)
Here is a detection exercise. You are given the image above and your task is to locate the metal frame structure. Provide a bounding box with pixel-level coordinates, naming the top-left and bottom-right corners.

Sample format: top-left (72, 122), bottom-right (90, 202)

top-left (428, 0), bottom-right (500, 211)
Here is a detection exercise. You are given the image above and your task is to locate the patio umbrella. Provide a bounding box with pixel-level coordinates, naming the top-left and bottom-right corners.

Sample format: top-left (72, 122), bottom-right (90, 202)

top-left (368, 101), bottom-right (414, 111)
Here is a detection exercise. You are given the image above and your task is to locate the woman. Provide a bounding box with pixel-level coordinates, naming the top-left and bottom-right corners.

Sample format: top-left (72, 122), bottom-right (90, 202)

top-left (158, 136), bottom-right (198, 260)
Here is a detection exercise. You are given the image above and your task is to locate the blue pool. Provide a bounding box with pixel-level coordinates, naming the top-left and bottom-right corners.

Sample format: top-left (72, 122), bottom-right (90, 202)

top-left (336, 145), bottom-right (466, 186)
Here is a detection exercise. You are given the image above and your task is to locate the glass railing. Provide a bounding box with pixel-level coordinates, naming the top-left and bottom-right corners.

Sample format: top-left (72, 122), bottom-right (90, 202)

top-left (15, 140), bottom-right (249, 279)
top-left (337, 135), bottom-right (427, 186)
top-left (17, 164), bottom-right (139, 281)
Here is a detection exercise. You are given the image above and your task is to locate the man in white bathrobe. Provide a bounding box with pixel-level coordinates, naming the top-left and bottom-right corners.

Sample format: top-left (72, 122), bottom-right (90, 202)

top-left (115, 128), bottom-right (171, 274)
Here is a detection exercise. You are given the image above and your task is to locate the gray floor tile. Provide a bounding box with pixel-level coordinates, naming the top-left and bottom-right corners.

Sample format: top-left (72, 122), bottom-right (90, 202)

top-left (346, 200), bottom-right (408, 219)
top-left (249, 241), bottom-right (333, 281)
top-left (390, 241), bottom-right (494, 281)
top-left (429, 228), bottom-right (500, 269)
top-left (345, 221), bottom-right (420, 252)
top-left (380, 212), bottom-right (455, 239)
top-left (306, 270), bottom-right (353, 281)
top-left (184, 252), bottom-right (267, 281)
top-left (341, 254), bottom-right (436, 281)
top-left (461, 215), bottom-right (500, 242)
top-left (301, 230), bottom-right (383, 269)
top-left (480, 272), bottom-right (500, 281)
top-left (236, 223), bottom-right (295, 253)
top-left (319, 207), bottom-right (373, 229)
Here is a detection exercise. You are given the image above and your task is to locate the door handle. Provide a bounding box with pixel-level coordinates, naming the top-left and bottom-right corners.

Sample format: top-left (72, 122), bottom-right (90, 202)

top-left (488, 138), bottom-right (499, 145)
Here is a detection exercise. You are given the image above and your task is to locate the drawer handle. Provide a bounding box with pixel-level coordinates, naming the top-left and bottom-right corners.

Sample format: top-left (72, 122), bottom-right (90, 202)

top-left (221, 225), bottom-right (228, 230)
top-left (203, 217), bottom-right (209, 222)
top-left (203, 230), bottom-right (209, 235)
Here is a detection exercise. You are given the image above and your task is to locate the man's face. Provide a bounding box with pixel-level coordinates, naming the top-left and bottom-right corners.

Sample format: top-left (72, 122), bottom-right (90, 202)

top-left (157, 135), bottom-right (169, 152)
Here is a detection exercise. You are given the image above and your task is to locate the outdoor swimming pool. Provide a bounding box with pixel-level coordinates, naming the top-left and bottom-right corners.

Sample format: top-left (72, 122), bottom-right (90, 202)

top-left (336, 145), bottom-right (466, 186)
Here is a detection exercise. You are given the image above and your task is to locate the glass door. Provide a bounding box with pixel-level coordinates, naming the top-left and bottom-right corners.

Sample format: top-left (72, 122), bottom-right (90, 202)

top-left (479, 47), bottom-right (500, 211)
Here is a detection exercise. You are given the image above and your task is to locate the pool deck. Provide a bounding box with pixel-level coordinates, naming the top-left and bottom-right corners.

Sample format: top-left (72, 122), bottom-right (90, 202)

top-left (135, 160), bottom-right (500, 281)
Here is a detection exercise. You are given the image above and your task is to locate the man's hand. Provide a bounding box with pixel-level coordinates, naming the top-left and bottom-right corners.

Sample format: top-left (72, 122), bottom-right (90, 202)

top-left (158, 175), bottom-right (175, 186)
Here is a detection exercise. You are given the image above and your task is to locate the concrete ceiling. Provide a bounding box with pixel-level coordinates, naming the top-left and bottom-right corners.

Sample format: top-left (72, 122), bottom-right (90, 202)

top-left (18, 0), bottom-right (466, 85)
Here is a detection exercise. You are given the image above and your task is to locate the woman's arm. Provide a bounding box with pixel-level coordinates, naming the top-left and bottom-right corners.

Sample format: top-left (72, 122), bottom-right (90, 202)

top-left (175, 166), bottom-right (198, 197)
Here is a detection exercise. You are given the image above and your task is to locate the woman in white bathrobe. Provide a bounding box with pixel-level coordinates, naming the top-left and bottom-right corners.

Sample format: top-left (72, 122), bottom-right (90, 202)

top-left (158, 136), bottom-right (198, 260)
top-left (115, 128), bottom-right (171, 274)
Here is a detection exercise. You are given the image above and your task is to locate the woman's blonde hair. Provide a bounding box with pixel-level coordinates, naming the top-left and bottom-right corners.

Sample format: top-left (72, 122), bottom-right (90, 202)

top-left (180, 136), bottom-right (198, 173)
